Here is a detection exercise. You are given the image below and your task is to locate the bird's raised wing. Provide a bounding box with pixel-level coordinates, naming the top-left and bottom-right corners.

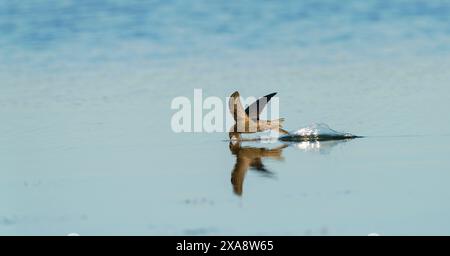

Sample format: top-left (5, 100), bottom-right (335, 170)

top-left (245, 92), bottom-right (277, 120)
top-left (229, 91), bottom-right (248, 122)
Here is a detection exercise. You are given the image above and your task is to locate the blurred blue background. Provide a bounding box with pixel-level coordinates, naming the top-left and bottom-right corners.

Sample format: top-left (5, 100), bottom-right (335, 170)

top-left (1, 0), bottom-right (450, 67)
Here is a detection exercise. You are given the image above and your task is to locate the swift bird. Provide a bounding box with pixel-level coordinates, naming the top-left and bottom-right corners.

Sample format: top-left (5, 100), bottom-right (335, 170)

top-left (228, 91), bottom-right (288, 141)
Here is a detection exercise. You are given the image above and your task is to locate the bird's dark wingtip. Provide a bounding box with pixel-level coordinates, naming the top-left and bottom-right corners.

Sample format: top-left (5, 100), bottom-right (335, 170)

top-left (263, 92), bottom-right (277, 101)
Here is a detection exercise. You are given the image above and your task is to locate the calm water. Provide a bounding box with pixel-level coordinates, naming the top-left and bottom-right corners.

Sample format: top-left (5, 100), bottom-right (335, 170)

top-left (1, 0), bottom-right (450, 235)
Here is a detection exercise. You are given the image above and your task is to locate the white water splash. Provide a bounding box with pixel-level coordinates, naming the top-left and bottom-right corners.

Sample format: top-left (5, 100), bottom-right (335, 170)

top-left (280, 123), bottom-right (357, 141)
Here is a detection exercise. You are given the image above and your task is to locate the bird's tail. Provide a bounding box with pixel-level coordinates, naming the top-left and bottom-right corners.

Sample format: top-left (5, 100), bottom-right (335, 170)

top-left (278, 128), bottom-right (289, 135)
top-left (268, 118), bottom-right (289, 134)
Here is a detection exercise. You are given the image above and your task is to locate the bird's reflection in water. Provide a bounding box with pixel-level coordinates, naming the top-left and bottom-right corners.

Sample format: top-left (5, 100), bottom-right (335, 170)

top-left (229, 142), bottom-right (287, 196)
top-left (228, 139), bottom-right (353, 196)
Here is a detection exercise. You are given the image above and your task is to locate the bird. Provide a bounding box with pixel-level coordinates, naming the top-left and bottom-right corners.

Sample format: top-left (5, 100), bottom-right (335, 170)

top-left (228, 91), bottom-right (288, 141)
